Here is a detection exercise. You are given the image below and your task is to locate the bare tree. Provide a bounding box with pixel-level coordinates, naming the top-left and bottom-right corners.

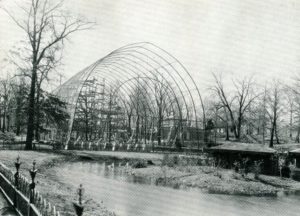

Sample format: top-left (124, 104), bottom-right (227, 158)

top-left (127, 78), bottom-right (151, 144)
top-left (11, 78), bottom-right (29, 135)
top-left (0, 77), bottom-right (13, 132)
top-left (266, 82), bottom-right (282, 147)
top-left (211, 73), bottom-right (258, 140)
top-left (294, 95), bottom-right (300, 143)
top-left (35, 50), bottom-right (63, 141)
top-left (285, 87), bottom-right (296, 140)
top-left (153, 75), bottom-right (170, 146)
top-left (286, 78), bottom-right (300, 143)
top-left (259, 86), bottom-right (268, 144)
top-left (3, 0), bottom-right (93, 149)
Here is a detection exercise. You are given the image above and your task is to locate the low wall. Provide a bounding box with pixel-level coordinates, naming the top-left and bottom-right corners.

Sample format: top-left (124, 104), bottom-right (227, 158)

top-left (0, 141), bottom-right (54, 151)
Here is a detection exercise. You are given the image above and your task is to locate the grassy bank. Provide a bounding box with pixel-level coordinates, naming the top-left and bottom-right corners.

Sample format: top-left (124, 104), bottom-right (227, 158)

top-left (1, 150), bottom-right (300, 215)
top-left (128, 166), bottom-right (289, 196)
top-left (0, 150), bottom-right (115, 216)
top-left (64, 150), bottom-right (300, 196)
top-left (126, 155), bottom-right (300, 196)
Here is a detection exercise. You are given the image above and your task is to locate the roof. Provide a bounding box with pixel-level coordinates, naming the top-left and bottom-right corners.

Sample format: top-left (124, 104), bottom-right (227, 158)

top-left (274, 144), bottom-right (300, 152)
top-left (207, 142), bottom-right (277, 154)
top-left (290, 148), bottom-right (300, 155)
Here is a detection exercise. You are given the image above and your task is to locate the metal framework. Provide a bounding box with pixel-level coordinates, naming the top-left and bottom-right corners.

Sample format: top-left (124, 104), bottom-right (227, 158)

top-left (54, 42), bottom-right (205, 149)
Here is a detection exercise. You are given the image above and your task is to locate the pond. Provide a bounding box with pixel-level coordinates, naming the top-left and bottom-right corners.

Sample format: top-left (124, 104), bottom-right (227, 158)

top-left (58, 161), bottom-right (300, 216)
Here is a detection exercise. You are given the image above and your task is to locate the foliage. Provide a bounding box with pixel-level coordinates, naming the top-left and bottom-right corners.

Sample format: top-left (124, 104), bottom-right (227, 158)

top-left (0, 131), bottom-right (16, 142)
top-left (205, 119), bottom-right (215, 130)
top-left (132, 160), bottom-right (147, 169)
top-left (252, 160), bottom-right (263, 179)
top-left (233, 157), bottom-right (251, 177)
top-left (161, 154), bottom-right (180, 167)
top-left (39, 91), bottom-right (69, 127)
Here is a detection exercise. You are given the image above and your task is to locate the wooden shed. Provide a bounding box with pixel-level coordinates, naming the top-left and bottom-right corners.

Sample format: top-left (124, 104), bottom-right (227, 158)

top-left (206, 142), bottom-right (278, 175)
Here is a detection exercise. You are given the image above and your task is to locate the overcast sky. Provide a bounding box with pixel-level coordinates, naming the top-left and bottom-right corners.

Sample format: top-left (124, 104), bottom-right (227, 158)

top-left (1, 0), bottom-right (300, 91)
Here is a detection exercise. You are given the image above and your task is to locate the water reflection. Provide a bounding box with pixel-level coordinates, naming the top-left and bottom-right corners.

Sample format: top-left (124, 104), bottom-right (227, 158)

top-left (59, 161), bottom-right (300, 216)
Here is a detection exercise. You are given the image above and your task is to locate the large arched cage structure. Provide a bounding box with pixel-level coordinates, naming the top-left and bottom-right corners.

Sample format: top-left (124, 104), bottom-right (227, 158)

top-left (53, 42), bottom-right (206, 150)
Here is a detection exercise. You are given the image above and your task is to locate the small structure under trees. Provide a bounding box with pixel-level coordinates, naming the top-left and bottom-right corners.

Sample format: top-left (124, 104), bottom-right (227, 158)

top-left (206, 142), bottom-right (278, 175)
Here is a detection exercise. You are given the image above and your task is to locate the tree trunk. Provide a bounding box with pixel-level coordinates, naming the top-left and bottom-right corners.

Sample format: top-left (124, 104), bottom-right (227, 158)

top-left (144, 111), bottom-right (147, 145)
top-left (15, 94), bottom-right (21, 136)
top-left (262, 122), bottom-right (266, 145)
top-left (108, 115), bottom-right (111, 143)
top-left (25, 64), bottom-right (37, 150)
top-left (127, 113), bottom-right (132, 137)
top-left (296, 126), bottom-right (300, 143)
top-left (225, 123), bottom-right (230, 141)
top-left (227, 108), bottom-right (238, 139)
top-left (85, 113), bottom-right (89, 141)
top-left (237, 115), bottom-right (242, 140)
top-left (270, 120), bottom-right (275, 148)
top-left (135, 115), bottom-right (139, 144)
top-left (2, 108), bottom-right (6, 133)
top-left (275, 123), bottom-right (280, 144)
top-left (7, 115), bottom-right (10, 132)
top-left (157, 105), bottom-right (162, 146)
top-left (0, 109), bottom-right (2, 131)
top-left (34, 86), bottom-right (41, 141)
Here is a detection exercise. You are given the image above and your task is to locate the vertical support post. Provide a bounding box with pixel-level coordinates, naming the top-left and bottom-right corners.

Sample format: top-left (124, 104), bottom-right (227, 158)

top-left (78, 184), bottom-right (83, 205)
top-left (14, 155), bottom-right (21, 207)
top-left (29, 160), bottom-right (37, 203)
top-left (73, 184), bottom-right (84, 216)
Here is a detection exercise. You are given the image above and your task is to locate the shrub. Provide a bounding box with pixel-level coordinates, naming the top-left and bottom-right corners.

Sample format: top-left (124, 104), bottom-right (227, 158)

top-left (161, 154), bottom-right (175, 167)
top-left (147, 160), bottom-right (155, 165)
top-left (289, 162), bottom-right (296, 179)
top-left (252, 160), bottom-right (263, 179)
top-left (0, 131), bottom-right (5, 140)
top-left (173, 155), bottom-right (180, 165)
top-left (233, 161), bottom-right (240, 173)
top-left (132, 160), bottom-right (147, 168)
top-left (0, 132), bottom-right (16, 143)
top-left (161, 154), bottom-right (177, 167)
top-left (196, 158), bottom-right (203, 166)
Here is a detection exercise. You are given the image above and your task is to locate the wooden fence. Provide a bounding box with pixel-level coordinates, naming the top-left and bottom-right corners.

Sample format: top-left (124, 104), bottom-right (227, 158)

top-left (0, 163), bottom-right (60, 216)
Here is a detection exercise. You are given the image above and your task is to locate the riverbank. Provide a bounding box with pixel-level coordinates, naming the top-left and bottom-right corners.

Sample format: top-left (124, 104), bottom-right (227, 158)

top-left (65, 150), bottom-right (300, 196)
top-left (0, 150), bottom-right (116, 216)
top-left (1, 150), bottom-right (300, 215)
top-left (128, 165), bottom-right (300, 196)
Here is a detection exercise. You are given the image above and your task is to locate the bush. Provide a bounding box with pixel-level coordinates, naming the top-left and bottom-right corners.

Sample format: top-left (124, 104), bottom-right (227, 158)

top-left (0, 131), bottom-right (5, 140)
top-left (0, 132), bottom-right (16, 142)
top-left (161, 154), bottom-right (180, 167)
top-left (252, 160), bottom-right (263, 179)
top-left (132, 160), bottom-right (147, 168)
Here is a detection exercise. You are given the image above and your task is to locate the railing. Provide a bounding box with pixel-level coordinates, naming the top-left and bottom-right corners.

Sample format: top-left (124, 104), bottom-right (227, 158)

top-left (0, 162), bottom-right (60, 216)
top-left (67, 141), bottom-right (206, 154)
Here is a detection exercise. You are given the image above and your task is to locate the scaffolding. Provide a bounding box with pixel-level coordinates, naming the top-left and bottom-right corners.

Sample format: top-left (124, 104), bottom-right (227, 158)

top-left (53, 42), bottom-right (206, 149)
